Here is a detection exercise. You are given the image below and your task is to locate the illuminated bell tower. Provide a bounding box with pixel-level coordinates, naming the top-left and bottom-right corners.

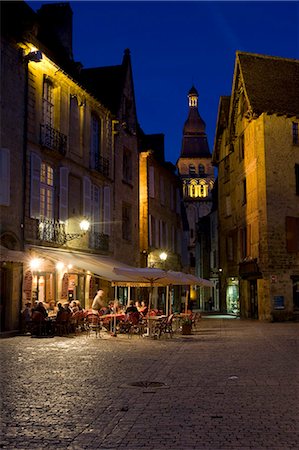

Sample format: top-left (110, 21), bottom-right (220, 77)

top-left (176, 86), bottom-right (214, 272)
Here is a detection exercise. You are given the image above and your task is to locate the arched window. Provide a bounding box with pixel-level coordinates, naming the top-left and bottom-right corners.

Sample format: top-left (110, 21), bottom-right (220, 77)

top-left (198, 164), bottom-right (205, 174)
top-left (189, 164), bottom-right (196, 175)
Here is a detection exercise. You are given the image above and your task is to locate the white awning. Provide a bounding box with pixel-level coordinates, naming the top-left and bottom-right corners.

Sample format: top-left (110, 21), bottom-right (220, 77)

top-left (25, 245), bottom-right (135, 282)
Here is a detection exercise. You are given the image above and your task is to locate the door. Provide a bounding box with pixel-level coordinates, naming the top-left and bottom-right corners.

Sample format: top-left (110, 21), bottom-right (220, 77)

top-left (249, 280), bottom-right (258, 319)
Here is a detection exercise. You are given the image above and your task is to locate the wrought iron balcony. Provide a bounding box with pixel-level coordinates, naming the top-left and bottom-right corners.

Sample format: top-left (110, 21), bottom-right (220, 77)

top-left (89, 232), bottom-right (109, 251)
top-left (94, 154), bottom-right (109, 177)
top-left (40, 124), bottom-right (67, 156)
top-left (38, 219), bottom-right (67, 245)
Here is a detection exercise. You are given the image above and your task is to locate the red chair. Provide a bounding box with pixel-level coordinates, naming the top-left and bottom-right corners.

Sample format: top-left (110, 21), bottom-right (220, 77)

top-left (86, 313), bottom-right (102, 338)
top-left (55, 311), bottom-right (71, 336)
top-left (31, 311), bottom-right (49, 336)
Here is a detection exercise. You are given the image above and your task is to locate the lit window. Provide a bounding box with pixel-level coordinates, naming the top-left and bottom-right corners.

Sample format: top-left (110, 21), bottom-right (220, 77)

top-left (40, 162), bottom-right (54, 219)
top-left (42, 77), bottom-right (54, 127)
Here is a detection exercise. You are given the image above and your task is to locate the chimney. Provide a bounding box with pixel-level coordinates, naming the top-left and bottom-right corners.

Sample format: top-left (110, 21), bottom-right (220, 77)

top-left (37, 3), bottom-right (73, 60)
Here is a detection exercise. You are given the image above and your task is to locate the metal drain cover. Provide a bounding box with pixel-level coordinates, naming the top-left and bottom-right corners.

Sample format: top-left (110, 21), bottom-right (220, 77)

top-left (119, 380), bottom-right (169, 389)
top-left (129, 381), bottom-right (167, 388)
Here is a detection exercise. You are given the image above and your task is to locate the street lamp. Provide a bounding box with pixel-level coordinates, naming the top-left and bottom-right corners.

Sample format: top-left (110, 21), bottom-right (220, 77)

top-left (64, 219), bottom-right (90, 242)
top-left (159, 252), bottom-right (168, 263)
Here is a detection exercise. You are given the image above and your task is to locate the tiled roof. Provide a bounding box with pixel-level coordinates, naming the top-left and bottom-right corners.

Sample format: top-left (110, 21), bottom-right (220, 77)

top-left (238, 52), bottom-right (299, 116)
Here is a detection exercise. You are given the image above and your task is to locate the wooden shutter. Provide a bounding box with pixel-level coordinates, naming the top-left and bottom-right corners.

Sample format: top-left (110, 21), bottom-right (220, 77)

top-left (59, 167), bottom-right (69, 222)
top-left (103, 186), bottom-right (111, 235)
top-left (0, 148), bottom-right (10, 206)
top-left (83, 176), bottom-right (91, 218)
top-left (30, 153), bottom-right (41, 218)
top-left (155, 217), bottom-right (159, 248)
top-left (149, 214), bottom-right (152, 246)
top-left (93, 185), bottom-right (100, 233)
top-left (286, 217), bottom-right (299, 252)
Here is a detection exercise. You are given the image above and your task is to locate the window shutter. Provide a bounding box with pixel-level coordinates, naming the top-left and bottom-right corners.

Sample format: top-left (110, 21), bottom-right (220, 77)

top-left (83, 176), bottom-right (91, 218)
top-left (149, 214), bottom-right (152, 246)
top-left (30, 153), bottom-right (41, 218)
top-left (286, 216), bottom-right (299, 252)
top-left (155, 217), bottom-right (159, 248)
top-left (59, 167), bottom-right (69, 222)
top-left (103, 186), bottom-right (111, 235)
top-left (159, 219), bottom-right (163, 247)
top-left (0, 148), bottom-right (10, 206)
top-left (93, 185), bottom-right (100, 233)
top-left (165, 223), bottom-right (169, 248)
top-left (171, 225), bottom-right (175, 252)
top-left (149, 166), bottom-right (155, 198)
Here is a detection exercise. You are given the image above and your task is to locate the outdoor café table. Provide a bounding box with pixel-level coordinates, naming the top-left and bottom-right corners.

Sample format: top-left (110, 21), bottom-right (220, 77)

top-left (100, 313), bottom-right (126, 333)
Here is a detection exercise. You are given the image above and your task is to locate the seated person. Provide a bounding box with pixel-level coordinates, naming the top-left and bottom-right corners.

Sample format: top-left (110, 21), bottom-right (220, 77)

top-left (138, 301), bottom-right (148, 316)
top-left (34, 301), bottom-right (48, 318)
top-left (47, 301), bottom-right (58, 317)
top-left (125, 300), bottom-right (138, 314)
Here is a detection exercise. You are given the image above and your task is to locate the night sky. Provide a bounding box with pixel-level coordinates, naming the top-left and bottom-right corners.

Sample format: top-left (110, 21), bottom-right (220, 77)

top-left (28, 1), bottom-right (299, 164)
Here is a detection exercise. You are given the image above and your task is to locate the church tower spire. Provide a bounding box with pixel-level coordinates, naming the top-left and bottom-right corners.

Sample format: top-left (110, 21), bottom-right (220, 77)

top-left (180, 86), bottom-right (210, 158)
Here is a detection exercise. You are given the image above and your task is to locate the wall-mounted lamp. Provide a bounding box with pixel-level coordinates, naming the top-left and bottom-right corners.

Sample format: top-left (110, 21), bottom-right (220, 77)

top-left (24, 50), bottom-right (43, 63)
top-left (30, 258), bottom-right (42, 270)
top-left (64, 219), bottom-right (90, 242)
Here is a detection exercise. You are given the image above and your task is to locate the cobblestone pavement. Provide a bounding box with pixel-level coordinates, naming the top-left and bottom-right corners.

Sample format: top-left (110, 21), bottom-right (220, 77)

top-left (0, 317), bottom-right (298, 450)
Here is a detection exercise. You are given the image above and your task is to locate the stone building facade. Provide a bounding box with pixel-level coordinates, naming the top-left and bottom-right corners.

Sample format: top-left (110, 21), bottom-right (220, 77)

top-left (213, 52), bottom-right (299, 320)
top-left (0, 2), bottom-right (139, 331)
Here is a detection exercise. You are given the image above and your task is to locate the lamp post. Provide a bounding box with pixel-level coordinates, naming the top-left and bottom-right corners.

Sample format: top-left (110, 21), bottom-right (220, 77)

top-left (159, 252), bottom-right (169, 314)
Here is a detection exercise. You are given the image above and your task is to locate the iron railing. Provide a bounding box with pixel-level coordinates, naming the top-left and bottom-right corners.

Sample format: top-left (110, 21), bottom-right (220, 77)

top-left (94, 154), bottom-right (109, 177)
top-left (40, 124), bottom-right (67, 156)
top-left (38, 219), bottom-right (66, 245)
top-left (89, 232), bottom-right (109, 251)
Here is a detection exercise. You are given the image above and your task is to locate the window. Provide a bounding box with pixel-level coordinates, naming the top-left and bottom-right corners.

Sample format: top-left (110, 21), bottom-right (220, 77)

top-left (239, 134), bottom-right (245, 161)
top-left (189, 164), bottom-right (196, 175)
top-left (0, 148), bottom-right (10, 206)
top-left (40, 162), bottom-right (54, 219)
top-left (123, 147), bottom-right (132, 183)
top-left (90, 113), bottom-right (101, 168)
top-left (42, 76), bottom-right (54, 127)
top-left (296, 164), bottom-right (299, 196)
top-left (122, 203), bottom-right (132, 241)
top-left (242, 178), bottom-right (247, 205)
top-left (286, 217), bottom-right (299, 252)
top-left (239, 227), bottom-right (247, 260)
top-left (69, 95), bottom-right (80, 155)
top-left (198, 164), bottom-right (205, 175)
top-left (293, 122), bottom-right (299, 145)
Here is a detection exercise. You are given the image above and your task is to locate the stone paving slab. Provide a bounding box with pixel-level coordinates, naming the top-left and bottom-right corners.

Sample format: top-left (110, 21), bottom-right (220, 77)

top-left (0, 318), bottom-right (298, 449)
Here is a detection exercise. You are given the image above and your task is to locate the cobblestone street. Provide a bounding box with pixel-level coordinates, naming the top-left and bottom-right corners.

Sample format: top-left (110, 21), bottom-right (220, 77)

top-left (0, 317), bottom-right (298, 450)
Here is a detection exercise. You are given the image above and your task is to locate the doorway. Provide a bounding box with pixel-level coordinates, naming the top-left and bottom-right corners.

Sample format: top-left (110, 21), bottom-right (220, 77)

top-left (249, 280), bottom-right (258, 319)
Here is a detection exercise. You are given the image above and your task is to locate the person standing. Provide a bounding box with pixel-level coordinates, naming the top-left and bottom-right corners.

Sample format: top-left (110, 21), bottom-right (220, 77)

top-left (92, 289), bottom-right (105, 313)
